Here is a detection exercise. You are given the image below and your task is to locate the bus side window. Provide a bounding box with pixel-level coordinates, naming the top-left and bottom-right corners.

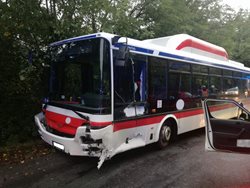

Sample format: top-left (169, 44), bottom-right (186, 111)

top-left (148, 57), bottom-right (167, 113)
top-left (168, 72), bottom-right (192, 110)
top-left (168, 61), bottom-right (192, 110)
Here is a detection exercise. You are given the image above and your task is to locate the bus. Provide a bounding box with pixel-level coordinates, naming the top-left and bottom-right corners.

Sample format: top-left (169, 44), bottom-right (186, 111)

top-left (34, 32), bottom-right (250, 168)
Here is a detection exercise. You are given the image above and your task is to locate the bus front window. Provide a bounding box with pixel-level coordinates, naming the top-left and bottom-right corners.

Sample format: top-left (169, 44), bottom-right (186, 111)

top-left (48, 38), bottom-right (111, 114)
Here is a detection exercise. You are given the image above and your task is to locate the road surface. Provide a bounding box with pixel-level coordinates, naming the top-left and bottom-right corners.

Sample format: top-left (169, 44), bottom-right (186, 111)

top-left (1, 128), bottom-right (250, 188)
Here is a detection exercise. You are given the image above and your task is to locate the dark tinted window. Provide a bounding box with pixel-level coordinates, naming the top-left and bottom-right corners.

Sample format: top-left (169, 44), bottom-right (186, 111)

top-left (148, 57), bottom-right (168, 113)
top-left (210, 67), bottom-right (222, 75)
top-left (192, 64), bottom-right (208, 74)
top-left (168, 72), bottom-right (193, 109)
top-left (169, 73), bottom-right (191, 97)
top-left (223, 78), bottom-right (239, 96)
top-left (192, 75), bottom-right (209, 98)
top-left (223, 70), bottom-right (232, 77)
top-left (114, 60), bottom-right (134, 104)
top-left (148, 57), bottom-right (167, 99)
top-left (233, 71), bottom-right (242, 78)
top-left (209, 77), bottom-right (222, 97)
top-left (169, 61), bottom-right (190, 72)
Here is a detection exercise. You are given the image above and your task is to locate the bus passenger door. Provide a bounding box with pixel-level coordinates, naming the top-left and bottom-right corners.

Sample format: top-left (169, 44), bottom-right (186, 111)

top-left (113, 54), bottom-right (137, 130)
top-left (114, 54), bottom-right (147, 121)
top-left (133, 57), bottom-right (152, 144)
top-left (202, 98), bottom-right (250, 154)
top-left (113, 53), bottom-right (148, 146)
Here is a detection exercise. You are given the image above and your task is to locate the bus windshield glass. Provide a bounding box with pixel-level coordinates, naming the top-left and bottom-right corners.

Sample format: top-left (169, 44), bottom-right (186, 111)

top-left (48, 38), bottom-right (111, 114)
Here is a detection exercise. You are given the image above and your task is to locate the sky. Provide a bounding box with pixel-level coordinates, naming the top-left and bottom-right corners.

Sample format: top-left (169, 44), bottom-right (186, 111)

top-left (222, 0), bottom-right (250, 11)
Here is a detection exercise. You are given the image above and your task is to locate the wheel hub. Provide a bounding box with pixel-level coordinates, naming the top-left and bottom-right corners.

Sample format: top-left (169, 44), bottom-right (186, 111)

top-left (163, 126), bottom-right (171, 142)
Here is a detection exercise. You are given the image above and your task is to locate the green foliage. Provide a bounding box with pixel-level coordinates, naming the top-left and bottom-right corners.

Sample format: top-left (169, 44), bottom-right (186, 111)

top-left (1, 0), bottom-right (250, 146)
top-left (0, 0), bottom-right (51, 145)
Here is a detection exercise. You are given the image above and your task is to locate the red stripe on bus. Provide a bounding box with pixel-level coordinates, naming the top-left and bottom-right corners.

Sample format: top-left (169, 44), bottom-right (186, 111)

top-left (90, 121), bottom-right (112, 127)
top-left (46, 99), bottom-right (250, 133)
top-left (113, 116), bottom-right (164, 132)
top-left (174, 108), bottom-right (203, 119)
top-left (113, 103), bottom-right (238, 132)
top-left (114, 108), bottom-right (206, 132)
top-left (113, 120), bottom-right (137, 132)
top-left (176, 39), bottom-right (228, 59)
top-left (174, 103), bottom-right (235, 119)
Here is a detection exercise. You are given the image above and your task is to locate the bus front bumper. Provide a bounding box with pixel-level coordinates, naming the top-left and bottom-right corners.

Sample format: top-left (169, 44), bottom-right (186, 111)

top-left (34, 112), bottom-right (113, 157)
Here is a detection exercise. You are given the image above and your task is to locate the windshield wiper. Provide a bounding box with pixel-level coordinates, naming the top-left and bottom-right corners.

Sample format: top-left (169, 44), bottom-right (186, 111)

top-left (72, 110), bottom-right (89, 121)
top-left (72, 110), bottom-right (91, 133)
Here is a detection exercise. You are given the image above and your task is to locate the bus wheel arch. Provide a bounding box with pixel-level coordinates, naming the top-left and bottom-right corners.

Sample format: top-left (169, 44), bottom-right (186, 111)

top-left (156, 116), bottom-right (178, 149)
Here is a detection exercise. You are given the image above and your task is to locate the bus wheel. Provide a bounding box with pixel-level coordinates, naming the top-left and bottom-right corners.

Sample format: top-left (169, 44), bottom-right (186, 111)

top-left (157, 123), bottom-right (174, 149)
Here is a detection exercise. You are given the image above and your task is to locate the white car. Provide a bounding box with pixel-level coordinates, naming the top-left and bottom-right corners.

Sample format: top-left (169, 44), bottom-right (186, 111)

top-left (224, 87), bottom-right (239, 96)
top-left (202, 98), bottom-right (250, 153)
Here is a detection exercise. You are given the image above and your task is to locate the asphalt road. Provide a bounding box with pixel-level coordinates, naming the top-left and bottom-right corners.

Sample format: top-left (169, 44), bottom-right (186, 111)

top-left (1, 128), bottom-right (250, 188)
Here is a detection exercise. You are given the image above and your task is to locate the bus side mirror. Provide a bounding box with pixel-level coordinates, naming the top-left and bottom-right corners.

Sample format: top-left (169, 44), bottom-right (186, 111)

top-left (115, 45), bottom-right (130, 66)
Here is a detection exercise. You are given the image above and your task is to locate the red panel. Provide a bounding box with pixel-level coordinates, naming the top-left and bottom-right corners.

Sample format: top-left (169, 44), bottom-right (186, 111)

top-left (174, 108), bottom-right (203, 119)
top-left (113, 120), bottom-right (137, 132)
top-left (45, 111), bottom-right (111, 135)
top-left (176, 39), bottom-right (228, 60)
top-left (45, 111), bottom-right (86, 135)
top-left (90, 121), bottom-right (112, 127)
top-left (115, 115), bottom-right (177, 132)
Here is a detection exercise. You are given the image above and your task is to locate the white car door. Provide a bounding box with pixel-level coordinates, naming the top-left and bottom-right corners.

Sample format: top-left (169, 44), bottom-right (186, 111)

top-left (202, 99), bottom-right (250, 153)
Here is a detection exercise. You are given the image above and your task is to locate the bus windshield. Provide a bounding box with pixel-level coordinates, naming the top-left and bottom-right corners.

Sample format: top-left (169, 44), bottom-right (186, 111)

top-left (48, 38), bottom-right (111, 114)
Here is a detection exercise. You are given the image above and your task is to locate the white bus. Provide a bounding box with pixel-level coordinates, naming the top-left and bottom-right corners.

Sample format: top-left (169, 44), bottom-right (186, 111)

top-left (34, 32), bottom-right (250, 168)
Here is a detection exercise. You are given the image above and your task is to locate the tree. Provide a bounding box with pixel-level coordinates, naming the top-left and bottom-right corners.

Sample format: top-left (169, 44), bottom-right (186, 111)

top-left (230, 10), bottom-right (250, 66)
top-left (0, 0), bottom-right (55, 145)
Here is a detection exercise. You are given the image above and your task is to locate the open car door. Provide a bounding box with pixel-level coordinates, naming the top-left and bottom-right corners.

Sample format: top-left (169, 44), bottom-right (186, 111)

top-left (202, 99), bottom-right (250, 154)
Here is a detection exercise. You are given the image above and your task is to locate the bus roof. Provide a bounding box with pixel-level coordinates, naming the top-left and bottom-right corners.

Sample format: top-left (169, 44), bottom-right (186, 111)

top-left (117, 33), bottom-right (250, 73)
top-left (144, 34), bottom-right (228, 61)
top-left (49, 32), bottom-right (250, 73)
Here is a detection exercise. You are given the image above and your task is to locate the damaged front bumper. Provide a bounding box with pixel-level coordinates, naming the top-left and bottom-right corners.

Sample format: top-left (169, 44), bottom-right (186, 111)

top-left (34, 112), bottom-right (113, 158)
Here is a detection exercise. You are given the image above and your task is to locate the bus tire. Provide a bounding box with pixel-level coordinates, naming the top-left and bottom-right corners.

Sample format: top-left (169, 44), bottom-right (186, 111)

top-left (157, 120), bottom-right (177, 149)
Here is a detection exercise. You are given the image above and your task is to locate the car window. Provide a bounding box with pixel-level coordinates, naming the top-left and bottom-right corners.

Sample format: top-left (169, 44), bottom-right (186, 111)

top-left (207, 100), bottom-right (240, 120)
